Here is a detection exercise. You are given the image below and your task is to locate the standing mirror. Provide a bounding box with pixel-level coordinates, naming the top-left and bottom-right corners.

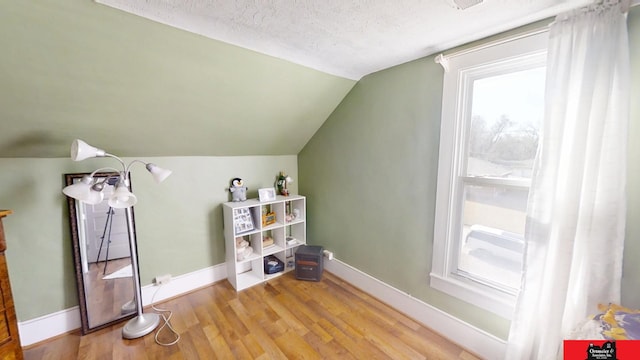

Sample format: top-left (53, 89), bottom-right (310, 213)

top-left (65, 172), bottom-right (137, 334)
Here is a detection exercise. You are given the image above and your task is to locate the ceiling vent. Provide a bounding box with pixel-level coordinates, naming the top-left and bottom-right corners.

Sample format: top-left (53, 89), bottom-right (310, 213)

top-left (452, 0), bottom-right (484, 10)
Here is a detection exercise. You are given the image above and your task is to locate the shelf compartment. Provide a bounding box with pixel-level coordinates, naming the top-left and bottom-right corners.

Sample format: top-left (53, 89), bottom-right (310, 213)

top-left (234, 233), bottom-right (261, 263)
top-left (260, 202), bottom-right (285, 229)
top-left (234, 257), bottom-right (264, 290)
top-left (284, 248), bottom-right (296, 271)
top-left (264, 252), bottom-right (287, 278)
top-left (287, 222), bottom-right (306, 247)
top-left (236, 270), bottom-right (264, 290)
top-left (232, 207), bottom-right (259, 235)
top-left (261, 228), bottom-right (285, 254)
top-left (285, 198), bottom-right (305, 223)
top-left (262, 244), bottom-right (285, 256)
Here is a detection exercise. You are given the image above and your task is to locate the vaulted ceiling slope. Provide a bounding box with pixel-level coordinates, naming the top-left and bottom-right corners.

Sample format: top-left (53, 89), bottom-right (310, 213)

top-left (0, 0), bottom-right (594, 158)
top-left (0, 1), bottom-right (355, 158)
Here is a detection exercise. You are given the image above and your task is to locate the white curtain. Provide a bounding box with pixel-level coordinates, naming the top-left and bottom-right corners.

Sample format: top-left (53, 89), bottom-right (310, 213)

top-left (505, 1), bottom-right (630, 359)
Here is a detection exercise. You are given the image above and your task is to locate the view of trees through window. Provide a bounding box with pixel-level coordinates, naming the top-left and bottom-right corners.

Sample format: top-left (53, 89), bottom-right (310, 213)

top-left (467, 66), bottom-right (546, 179)
top-left (469, 114), bottom-right (539, 164)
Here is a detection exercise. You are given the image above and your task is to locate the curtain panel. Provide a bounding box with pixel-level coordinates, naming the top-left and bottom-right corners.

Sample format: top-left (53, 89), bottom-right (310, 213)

top-left (506, 1), bottom-right (630, 359)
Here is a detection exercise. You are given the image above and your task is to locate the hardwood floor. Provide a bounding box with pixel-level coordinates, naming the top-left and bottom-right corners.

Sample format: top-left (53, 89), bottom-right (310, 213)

top-left (24, 271), bottom-right (481, 359)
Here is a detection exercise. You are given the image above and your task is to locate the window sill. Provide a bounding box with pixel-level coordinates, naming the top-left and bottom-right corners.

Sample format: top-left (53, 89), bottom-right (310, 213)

top-left (429, 272), bottom-right (516, 319)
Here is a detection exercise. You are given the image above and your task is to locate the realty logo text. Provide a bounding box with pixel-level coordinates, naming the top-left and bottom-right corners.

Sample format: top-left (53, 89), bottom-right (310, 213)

top-left (586, 341), bottom-right (617, 360)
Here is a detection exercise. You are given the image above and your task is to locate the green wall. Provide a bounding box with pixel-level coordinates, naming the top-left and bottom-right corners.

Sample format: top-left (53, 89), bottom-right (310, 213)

top-left (0, 156), bottom-right (297, 321)
top-left (299, 7), bottom-right (640, 340)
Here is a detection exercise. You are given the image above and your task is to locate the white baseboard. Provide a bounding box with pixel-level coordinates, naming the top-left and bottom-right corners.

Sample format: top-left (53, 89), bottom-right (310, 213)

top-left (140, 262), bottom-right (228, 305)
top-left (20, 259), bottom-right (505, 359)
top-left (18, 263), bottom-right (227, 347)
top-left (324, 258), bottom-right (507, 360)
top-left (18, 306), bottom-right (81, 347)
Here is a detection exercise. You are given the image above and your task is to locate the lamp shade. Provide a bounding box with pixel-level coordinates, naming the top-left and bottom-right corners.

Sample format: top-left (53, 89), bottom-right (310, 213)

top-left (71, 139), bottom-right (106, 161)
top-left (108, 184), bottom-right (137, 208)
top-left (146, 164), bottom-right (172, 183)
top-left (62, 175), bottom-right (105, 205)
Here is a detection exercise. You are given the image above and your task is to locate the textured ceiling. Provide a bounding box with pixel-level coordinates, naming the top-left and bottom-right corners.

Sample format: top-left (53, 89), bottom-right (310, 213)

top-left (95, 0), bottom-right (594, 80)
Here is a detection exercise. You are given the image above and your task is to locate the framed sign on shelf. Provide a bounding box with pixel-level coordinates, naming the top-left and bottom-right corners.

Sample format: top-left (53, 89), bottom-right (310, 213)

top-left (258, 188), bottom-right (276, 202)
top-left (233, 208), bottom-right (254, 234)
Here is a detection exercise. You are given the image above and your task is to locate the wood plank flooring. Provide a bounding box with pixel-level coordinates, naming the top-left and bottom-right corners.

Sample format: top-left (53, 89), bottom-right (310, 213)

top-left (23, 271), bottom-right (481, 359)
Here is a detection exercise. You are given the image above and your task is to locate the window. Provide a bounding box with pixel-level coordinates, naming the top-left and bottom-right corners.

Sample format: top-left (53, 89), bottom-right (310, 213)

top-left (430, 32), bottom-right (548, 318)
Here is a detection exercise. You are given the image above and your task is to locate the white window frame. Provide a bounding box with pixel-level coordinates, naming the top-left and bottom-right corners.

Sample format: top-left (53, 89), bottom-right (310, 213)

top-left (430, 31), bottom-right (548, 319)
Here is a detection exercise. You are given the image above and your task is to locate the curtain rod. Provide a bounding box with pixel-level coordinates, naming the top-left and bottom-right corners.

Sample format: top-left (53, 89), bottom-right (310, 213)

top-left (435, 0), bottom-right (639, 71)
top-left (434, 25), bottom-right (548, 70)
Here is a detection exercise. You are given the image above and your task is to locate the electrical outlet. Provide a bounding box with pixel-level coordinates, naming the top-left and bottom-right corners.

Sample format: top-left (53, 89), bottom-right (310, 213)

top-left (155, 274), bottom-right (171, 285)
top-left (323, 249), bottom-right (334, 260)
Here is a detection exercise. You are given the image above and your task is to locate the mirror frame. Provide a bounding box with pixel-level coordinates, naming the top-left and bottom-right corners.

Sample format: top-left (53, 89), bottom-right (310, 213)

top-left (65, 172), bottom-right (138, 334)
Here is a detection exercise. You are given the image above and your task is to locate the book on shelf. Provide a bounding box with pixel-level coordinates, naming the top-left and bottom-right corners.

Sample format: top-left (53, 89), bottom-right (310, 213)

top-left (286, 236), bottom-right (297, 245)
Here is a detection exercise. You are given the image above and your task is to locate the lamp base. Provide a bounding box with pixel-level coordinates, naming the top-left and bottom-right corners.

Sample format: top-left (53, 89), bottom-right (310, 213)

top-left (122, 313), bottom-right (161, 339)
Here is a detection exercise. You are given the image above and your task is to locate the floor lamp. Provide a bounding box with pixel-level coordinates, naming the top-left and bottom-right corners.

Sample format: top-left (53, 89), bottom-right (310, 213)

top-left (62, 139), bottom-right (172, 339)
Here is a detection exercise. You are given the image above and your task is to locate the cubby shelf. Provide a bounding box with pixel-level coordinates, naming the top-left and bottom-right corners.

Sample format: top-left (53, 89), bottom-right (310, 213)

top-left (223, 195), bottom-right (306, 291)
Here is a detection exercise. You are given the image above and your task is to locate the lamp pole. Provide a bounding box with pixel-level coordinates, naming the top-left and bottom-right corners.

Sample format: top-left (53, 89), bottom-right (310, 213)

top-left (121, 206), bottom-right (160, 339)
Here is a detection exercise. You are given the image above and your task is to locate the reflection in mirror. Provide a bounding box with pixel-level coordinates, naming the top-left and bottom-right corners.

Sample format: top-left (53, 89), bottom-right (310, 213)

top-left (65, 172), bottom-right (137, 334)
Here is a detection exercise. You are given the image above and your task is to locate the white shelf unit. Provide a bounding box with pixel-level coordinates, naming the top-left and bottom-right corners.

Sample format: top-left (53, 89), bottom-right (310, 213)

top-left (223, 195), bottom-right (306, 291)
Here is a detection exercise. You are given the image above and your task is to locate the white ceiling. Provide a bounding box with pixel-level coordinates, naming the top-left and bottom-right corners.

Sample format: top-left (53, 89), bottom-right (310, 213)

top-left (95, 0), bottom-right (593, 80)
